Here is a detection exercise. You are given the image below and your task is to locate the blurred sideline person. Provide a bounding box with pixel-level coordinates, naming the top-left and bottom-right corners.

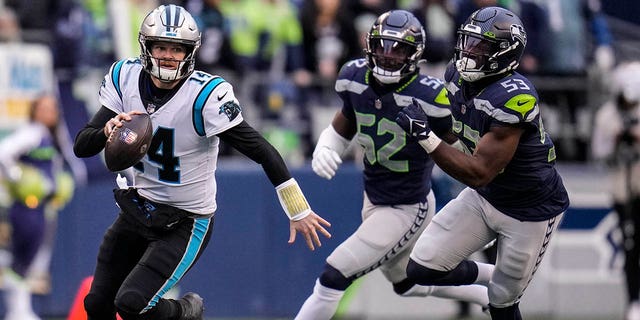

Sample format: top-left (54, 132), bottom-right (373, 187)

top-left (592, 61), bottom-right (640, 320)
top-left (0, 94), bottom-right (80, 320)
top-left (395, 7), bottom-right (569, 320)
top-left (73, 5), bottom-right (331, 320)
top-left (295, 10), bottom-right (491, 320)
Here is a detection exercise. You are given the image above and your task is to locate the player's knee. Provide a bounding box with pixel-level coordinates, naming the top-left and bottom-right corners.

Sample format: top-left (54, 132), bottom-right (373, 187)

top-left (406, 258), bottom-right (448, 285)
top-left (84, 292), bottom-right (115, 318)
top-left (319, 263), bottom-right (353, 291)
top-left (114, 290), bottom-right (148, 315)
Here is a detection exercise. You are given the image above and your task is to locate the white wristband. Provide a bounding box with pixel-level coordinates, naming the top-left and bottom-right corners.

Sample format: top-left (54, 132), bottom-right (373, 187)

top-left (276, 178), bottom-right (311, 221)
top-left (418, 134), bottom-right (442, 153)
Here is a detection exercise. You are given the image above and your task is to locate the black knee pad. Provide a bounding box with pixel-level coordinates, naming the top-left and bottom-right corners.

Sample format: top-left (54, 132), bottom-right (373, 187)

top-left (319, 263), bottom-right (353, 291)
top-left (114, 290), bottom-right (148, 315)
top-left (406, 258), bottom-right (477, 286)
top-left (392, 278), bottom-right (415, 295)
top-left (84, 292), bottom-right (116, 319)
top-left (406, 258), bottom-right (445, 285)
top-left (489, 302), bottom-right (522, 320)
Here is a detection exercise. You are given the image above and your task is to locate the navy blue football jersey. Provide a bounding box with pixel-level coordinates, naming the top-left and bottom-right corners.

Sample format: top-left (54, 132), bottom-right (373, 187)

top-left (444, 63), bottom-right (570, 221)
top-left (336, 59), bottom-right (451, 205)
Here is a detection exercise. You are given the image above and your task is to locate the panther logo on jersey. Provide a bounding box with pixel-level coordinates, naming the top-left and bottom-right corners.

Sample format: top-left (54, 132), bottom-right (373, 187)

top-left (219, 101), bottom-right (241, 121)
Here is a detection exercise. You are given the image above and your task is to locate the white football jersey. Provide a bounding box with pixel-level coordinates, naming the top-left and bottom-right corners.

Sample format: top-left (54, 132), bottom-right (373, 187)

top-left (99, 58), bottom-right (244, 215)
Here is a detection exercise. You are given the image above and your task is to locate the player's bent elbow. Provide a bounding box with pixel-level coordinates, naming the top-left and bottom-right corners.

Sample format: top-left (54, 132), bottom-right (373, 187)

top-left (463, 173), bottom-right (495, 189)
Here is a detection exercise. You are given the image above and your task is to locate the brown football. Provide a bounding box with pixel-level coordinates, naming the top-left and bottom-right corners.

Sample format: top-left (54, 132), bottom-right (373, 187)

top-left (104, 113), bottom-right (153, 172)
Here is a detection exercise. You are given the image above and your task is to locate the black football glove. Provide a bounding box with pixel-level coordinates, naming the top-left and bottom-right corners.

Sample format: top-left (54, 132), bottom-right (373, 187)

top-left (395, 98), bottom-right (432, 139)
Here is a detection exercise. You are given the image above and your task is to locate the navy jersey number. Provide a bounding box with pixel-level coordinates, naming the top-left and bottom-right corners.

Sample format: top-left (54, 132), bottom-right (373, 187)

top-left (148, 127), bottom-right (180, 183)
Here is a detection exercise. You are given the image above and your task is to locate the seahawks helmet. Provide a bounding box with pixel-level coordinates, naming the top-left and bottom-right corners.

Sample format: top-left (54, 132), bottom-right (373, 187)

top-left (139, 4), bottom-right (201, 82)
top-left (455, 6), bottom-right (526, 82)
top-left (365, 10), bottom-right (425, 84)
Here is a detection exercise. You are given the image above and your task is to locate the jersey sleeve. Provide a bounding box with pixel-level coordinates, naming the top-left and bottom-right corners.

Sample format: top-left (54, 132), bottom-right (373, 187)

top-left (197, 79), bottom-right (244, 137)
top-left (335, 59), bottom-right (367, 122)
top-left (484, 75), bottom-right (540, 126)
top-left (98, 59), bottom-right (129, 114)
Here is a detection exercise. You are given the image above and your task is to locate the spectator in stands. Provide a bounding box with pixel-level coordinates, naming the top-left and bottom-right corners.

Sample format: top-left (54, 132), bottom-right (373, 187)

top-left (0, 94), bottom-right (81, 320)
top-left (0, 6), bottom-right (20, 42)
top-left (408, 0), bottom-right (456, 77)
top-left (188, 0), bottom-right (235, 73)
top-left (538, 0), bottom-right (615, 161)
top-left (591, 61), bottom-right (640, 320)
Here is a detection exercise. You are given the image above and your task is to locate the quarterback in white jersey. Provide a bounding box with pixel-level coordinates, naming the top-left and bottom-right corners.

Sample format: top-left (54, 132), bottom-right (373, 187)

top-left (74, 4), bottom-right (330, 320)
top-left (98, 58), bottom-right (241, 215)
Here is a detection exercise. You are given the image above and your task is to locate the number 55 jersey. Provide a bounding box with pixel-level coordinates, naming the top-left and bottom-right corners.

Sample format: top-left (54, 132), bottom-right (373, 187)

top-left (443, 62), bottom-right (569, 221)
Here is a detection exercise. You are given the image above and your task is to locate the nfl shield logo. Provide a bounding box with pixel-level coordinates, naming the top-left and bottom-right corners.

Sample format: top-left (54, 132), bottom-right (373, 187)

top-left (120, 128), bottom-right (138, 145)
top-left (375, 99), bottom-right (382, 109)
top-left (461, 104), bottom-right (466, 114)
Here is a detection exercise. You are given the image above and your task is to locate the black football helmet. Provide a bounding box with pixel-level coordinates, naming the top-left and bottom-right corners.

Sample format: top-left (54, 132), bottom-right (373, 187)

top-left (455, 6), bottom-right (527, 82)
top-left (365, 10), bottom-right (425, 84)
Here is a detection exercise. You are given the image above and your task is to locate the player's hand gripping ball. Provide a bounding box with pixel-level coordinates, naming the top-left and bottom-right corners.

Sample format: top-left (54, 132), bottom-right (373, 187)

top-left (104, 113), bottom-right (153, 172)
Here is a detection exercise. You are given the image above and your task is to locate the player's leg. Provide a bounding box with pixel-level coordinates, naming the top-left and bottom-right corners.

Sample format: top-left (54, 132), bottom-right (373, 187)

top-left (617, 197), bottom-right (640, 319)
top-left (113, 216), bottom-right (213, 320)
top-left (407, 188), bottom-right (495, 287)
top-left (379, 191), bottom-right (489, 307)
top-left (84, 215), bottom-right (148, 320)
top-left (4, 203), bottom-right (46, 320)
top-left (487, 211), bottom-right (564, 320)
top-left (26, 206), bottom-right (59, 294)
top-left (295, 193), bottom-right (430, 320)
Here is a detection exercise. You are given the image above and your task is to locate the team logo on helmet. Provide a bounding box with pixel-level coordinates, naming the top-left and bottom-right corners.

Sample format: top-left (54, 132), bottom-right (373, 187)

top-left (510, 24), bottom-right (526, 45)
top-left (219, 101), bottom-right (241, 121)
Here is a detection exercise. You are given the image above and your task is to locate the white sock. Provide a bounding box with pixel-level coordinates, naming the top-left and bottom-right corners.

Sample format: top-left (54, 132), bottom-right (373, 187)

top-left (401, 284), bottom-right (489, 306)
top-left (474, 262), bottom-right (494, 286)
top-left (294, 279), bottom-right (345, 320)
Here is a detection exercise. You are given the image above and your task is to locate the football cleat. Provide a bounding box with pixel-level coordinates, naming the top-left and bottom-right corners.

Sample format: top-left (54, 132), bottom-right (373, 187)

top-left (178, 292), bottom-right (204, 320)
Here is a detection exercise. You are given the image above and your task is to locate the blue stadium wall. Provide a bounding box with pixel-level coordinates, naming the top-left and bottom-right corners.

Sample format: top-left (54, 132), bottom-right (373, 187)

top-left (23, 163), bottom-right (612, 318)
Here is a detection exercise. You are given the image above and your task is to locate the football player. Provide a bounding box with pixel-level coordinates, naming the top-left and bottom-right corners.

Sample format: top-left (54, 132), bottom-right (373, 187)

top-left (295, 10), bottom-right (491, 320)
top-left (395, 7), bottom-right (570, 320)
top-left (73, 5), bottom-right (331, 320)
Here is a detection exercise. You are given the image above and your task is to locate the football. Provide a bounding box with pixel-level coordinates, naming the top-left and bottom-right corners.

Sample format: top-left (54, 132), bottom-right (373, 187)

top-left (104, 113), bottom-right (153, 172)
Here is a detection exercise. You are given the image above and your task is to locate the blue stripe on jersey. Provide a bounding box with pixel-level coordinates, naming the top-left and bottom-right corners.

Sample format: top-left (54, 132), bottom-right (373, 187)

top-left (112, 60), bottom-right (126, 100)
top-left (192, 77), bottom-right (225, 136)
top-left (142, 217), bottom-right (211, 311)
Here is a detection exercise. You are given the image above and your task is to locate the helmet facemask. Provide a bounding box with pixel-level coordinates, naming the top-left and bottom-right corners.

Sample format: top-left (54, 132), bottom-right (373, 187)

top-left (368, 37), bottom-right (421, 84)
top-left (140, 38), bottom-right (197, 82)
top-left (365, 10), bottom-right (425, 84)
top-left (138, 5), bottom-right (201, 82)
top-left (454, 7), bottom-right (526, 82)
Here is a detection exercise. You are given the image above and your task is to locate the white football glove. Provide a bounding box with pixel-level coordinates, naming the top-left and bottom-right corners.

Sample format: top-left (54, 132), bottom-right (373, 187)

top-left (312, 146), bottom-right (342, 180)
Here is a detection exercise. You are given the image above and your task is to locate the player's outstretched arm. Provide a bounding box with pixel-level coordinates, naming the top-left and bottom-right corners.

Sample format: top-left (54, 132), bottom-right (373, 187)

top-left (219, 121), bottom-right (332, 251)
top-left (275, 178), bottom-right (331, 251)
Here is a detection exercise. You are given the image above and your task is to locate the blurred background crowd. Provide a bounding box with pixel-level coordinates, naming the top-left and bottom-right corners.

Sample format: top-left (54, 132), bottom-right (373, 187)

top-left (0, 0), bottom-right (639, 319)
top-left (0, 0), bottom-right (639, 172)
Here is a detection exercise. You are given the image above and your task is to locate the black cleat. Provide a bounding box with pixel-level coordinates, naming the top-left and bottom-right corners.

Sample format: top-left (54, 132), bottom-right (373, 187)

top-left (179, 292), bottom-right (204, 320)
